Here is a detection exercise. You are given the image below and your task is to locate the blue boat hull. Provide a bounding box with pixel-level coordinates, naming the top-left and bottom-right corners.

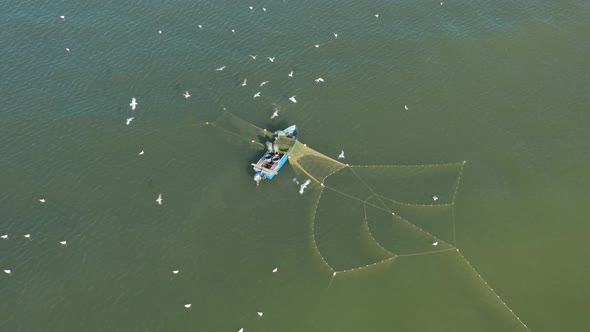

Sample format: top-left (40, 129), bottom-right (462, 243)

top-left (252, 125), bottom-right (298, 180)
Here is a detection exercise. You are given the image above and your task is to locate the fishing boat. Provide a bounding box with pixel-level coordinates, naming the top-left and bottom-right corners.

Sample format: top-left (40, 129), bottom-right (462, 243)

top-left (252, 125), bottom-right (298, 181)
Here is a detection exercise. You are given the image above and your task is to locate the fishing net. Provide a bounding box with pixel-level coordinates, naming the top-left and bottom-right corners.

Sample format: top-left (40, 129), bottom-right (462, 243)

top-left (207, 111), bottom-right (530, 331)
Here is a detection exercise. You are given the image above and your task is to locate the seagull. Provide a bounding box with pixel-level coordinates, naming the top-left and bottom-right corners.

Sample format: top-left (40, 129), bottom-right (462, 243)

top-left (231, 29), bottom-right (235, 33)
top-left (130, 97), bottom-right (137, 110)
top-left (253, 92), bottom-right (261, 98)
top-left (248, 54), bottom-right (257, 59)
top-left (257, 311), bottom-right (264, 317)
top-left (432, 241), bottom-right (439, 246)
top-left (172, 270), bottom-right (179, 274)
top-left (333, 32), bottom-right (338, 38)
top-left (1, 234), bottom-right (7, 239)
top-left (249, 6), bottom-right (253, 10)
top-left (315, 77), bottom-right (325, 83)
top-left (215, 66), bottom-right (226, 71)
top-left (375, 13), bottom-right (379, 18)
top-left (262, 7), bottom-right (267, 12)
top-left (126, 117), bottom-right (134, 125)
top-left (158, 30), bottom-right (162, 34)
top-left (138, 150), bottom-right (144, 155)
top-left (267, 56), bottom-right (275, 62)
top-left (24, 234), bottom-right (31, 238)
top-left (404, 105), bottom-right (409, 110)
top-left (299, 179), bottom-right (311, 195)
top-left (314, 44), bottom-right (319, 48)
top-left (60, 241), bottom-right (67, 245)
top-left (39, 198), bottom-right (46, 203)
top-left (338, 150), bottom-right (345, 159)
top-left (3, 269), bottom-right (11, 275)
top-left (272, 267), bottom-right (278, 273)
top-left (65, 48), bottom-right (70, 52)
top-left (59, 15), bottom-right (65, 20)
top-left (184, 304), bottom-right (192, 308)
top-left (259, 81), bottom-right (269, 87)
top-left (183, 91), bottom-right (191, 99)
top-left (241, 79), bottom-right (247, 86)
top-left (288, 70), bottom-right (294, 77)
top-left (197, 24), bottom-right (203, 29)
top-left (156, 193), bottom-right (163, 205)
top-left (289, 96), bottom-right (297, 103)
top-left (270, 110), bottom-right (279, 119)
top-left (238, 328), bottom-right (243, 332)
top-left (432, 196), bottom-right (439, 201)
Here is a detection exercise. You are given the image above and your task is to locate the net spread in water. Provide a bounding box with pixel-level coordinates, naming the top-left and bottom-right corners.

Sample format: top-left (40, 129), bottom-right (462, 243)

top-left (207, 111), bottom-right (531, 331)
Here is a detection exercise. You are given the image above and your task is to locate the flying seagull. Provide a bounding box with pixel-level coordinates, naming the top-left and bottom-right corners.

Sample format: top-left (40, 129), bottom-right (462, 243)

top-left (126, 117), bottom-right (134, 125)
top-left (267, 56), bottom-right (275, 62)
top-left (215, 66), bottom-right (226, 71)
top-left (272, 267), bottom-right (278, 273)
top-left (432, 196), bottom-right (439, 201)
top-left (315, 77), bottom-right (325, 83)
top-left (249, 6), bottom-right (253, 10)
top-left (432, 241), bottom-right (439, 246)
top-left (183, 91), bottom-right (191, 99)
top-left (314, 44), bottom-right (319, 48)
top-left (257, 311), bottom-right (264, 317)
top-left (404, 105), bottom-right (409, 110)
top-left (338, 150), bottom-right (345, 159)
top-left (3, 269), bottom-right (11, 275)
top-left (1, 234), bottom-right (7, 239)
top-left (253, 92), bottom-right (261, 98)
top-left (288, 70), bottom-right (294, 78)
top-left (259, 81), bottom-right (269, 87)
top-left (262, 7), bottom-right (267, 12)
top-left (156, 193), bottom-right (163, 205)
top-left (24, 234), bottom-right (31, 238)
top-left (60, 241), bottom-right (67, 245)
top-left (270, 110), bottom-right (279, 119)
top-left (299, 179), bottom-right (311, 194)
top-left (172, 270), bottom-right (179, 274)
top-left (59, 15), bottom-right (65, 20)
top-left (333, 32), bottom-right (338, 39)
top-left (289, 96), bottom-right (297, 103)
top-left (184, 304), bottom-right (192, 308)
top-left (39, 198), bottom-right (46, 203)
top-left (197, 24), bottom-right (203, 29)
top-left (65, 48), bottom-right (70, 52)
top-left (130, 97), bottom-right (137, 110)
top-left (241, 79), bottom-right (247, 87)
top-left (249, 54), bottom-right (257, 59)
top-left (138, 150), bottom-right (144, 155)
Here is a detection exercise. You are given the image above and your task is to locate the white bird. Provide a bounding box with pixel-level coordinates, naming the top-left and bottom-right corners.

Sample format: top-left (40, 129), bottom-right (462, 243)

top-left (375, 13), bottom-right (379, 18)
top-left (241, 79), bottom-right (247, 86)
top-left (249, 6), bottom-right (253, 10)
top-left (259, 81), bottom-right (269, 87)
top-left (138, 150), bottom-right (144, 155)
top-left (126, 117), bottom-right (134, 125)
top-left (315, 77), bottom-right (325, 83)
top-left (257, 311), bottom-right (264, 317)
top-left (432, 196), bottom-right (439, 201)
top-left (299, 179), bottom-right (311, 195)
top-left (248, 54), bottom-right (257, 59)
top-left (432, 241), bottom-right (439, 246)
top-left (130, 97), bottom-right (137, 110)
top-left (289, 96), bottom-right (297, 103)
top-left (184, 304), bottom-right (192, 308)
top-left (24, 234), bottom-right (31, 238)
top-left (197, 24), bottom-right (203, 29)
top-left (3, 269), bottom-right (11, 274)
top-left (215, 66), bottom-right (226, 71)
top-left (292, 178), bottom-right (300, 185)
top-left (288, 70), bottom-right (293, 78)
top-left (253, 92), bottom-right (261, 98)
top-left (39, 198), bottom-right (46, 203)
top-left (238, 328), bottom-right (243, 332)
top-left (314, 44), bottom-right (320, 48)
top-left (59, 241), bottom-right (67, 245)
top-left (440, 2), bottom-right (444, 5)
top-left (333, 32), bottom-right (338, 39)
top-left (59, 15), bottom-right (65, 19)
top-left (172, 270), bottom-right (179, 274)
top-left (65, 48), bottom-right (70, 52)
top-left (156, 193), bottom-right (163, 205)
top-left (338, 150), bottom-right (345, 159)
top-left (1, 234), bottom-right (7, 239)
top-left (267, 57), bottom-right (275, 62)
top-left (231, 29), bottom-right (235, 33)
top-left (272, 267), bottom-right (278, 273)
top-left (262, 7), bottom-right (267, 12)
top-left (270, 110), bottom-right (279, 119)
top-left (158, 30), bottom-right (162, 34)
top-left (404, 105), bottom-right (409, 110)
